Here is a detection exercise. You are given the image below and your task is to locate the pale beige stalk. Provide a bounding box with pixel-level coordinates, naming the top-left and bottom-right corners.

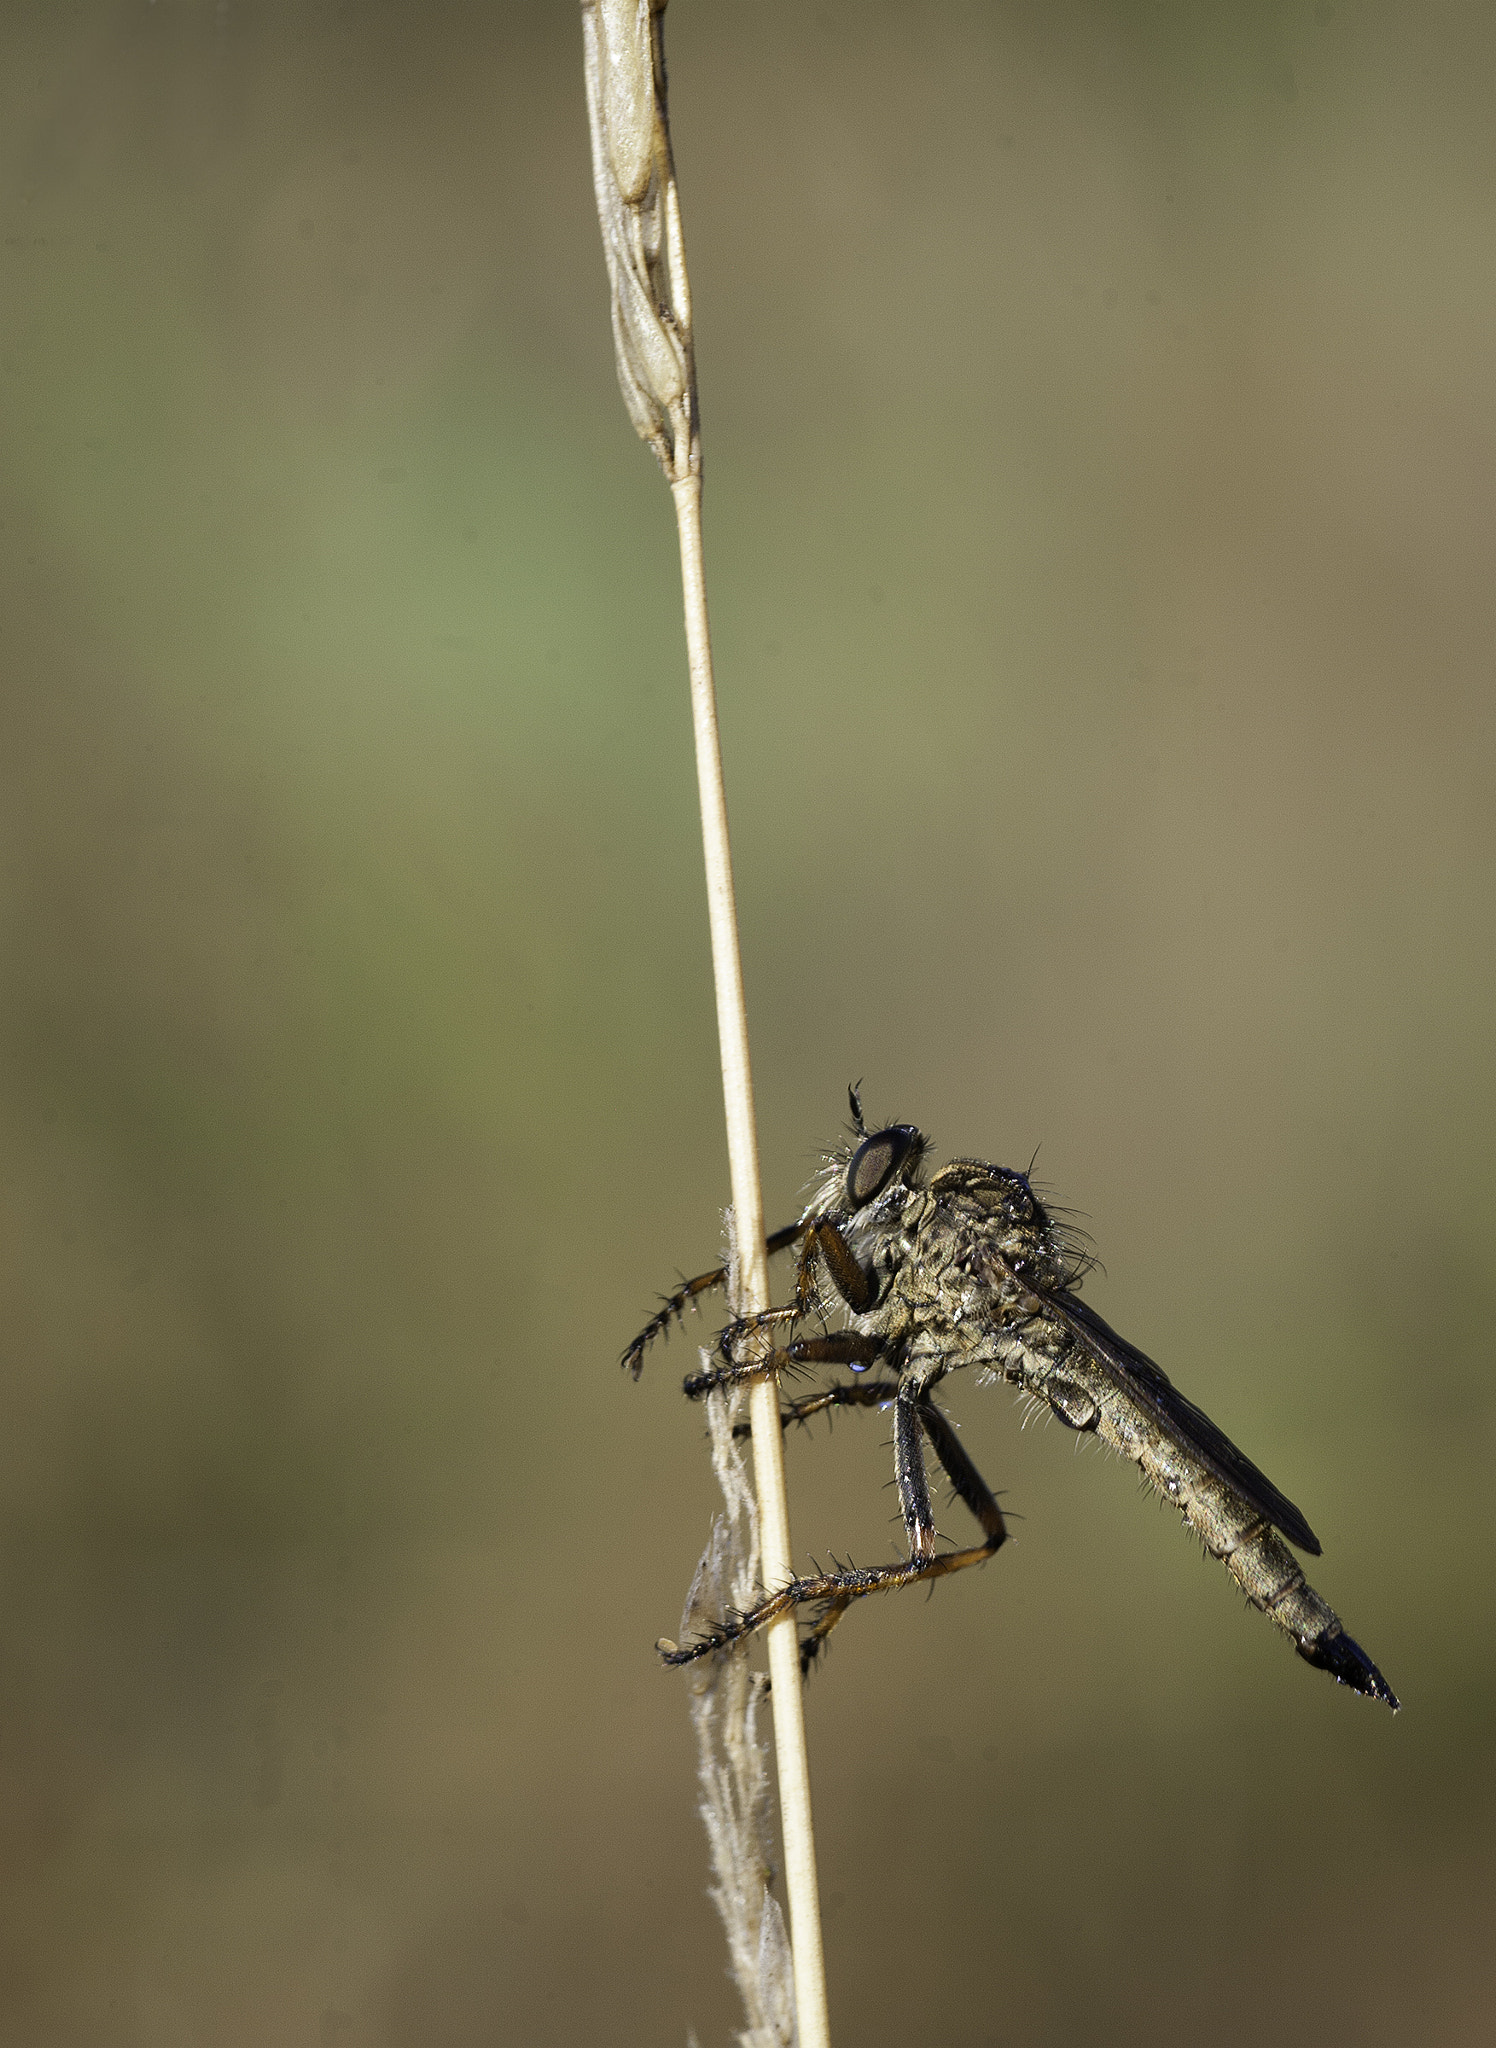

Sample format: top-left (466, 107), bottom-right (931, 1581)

top-left (580, 6), bottom-right (831, 2046)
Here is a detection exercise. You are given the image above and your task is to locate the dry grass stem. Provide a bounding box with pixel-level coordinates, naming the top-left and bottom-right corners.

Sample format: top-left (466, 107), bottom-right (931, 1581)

top-left (581, 7), bottom-right (830, 2046)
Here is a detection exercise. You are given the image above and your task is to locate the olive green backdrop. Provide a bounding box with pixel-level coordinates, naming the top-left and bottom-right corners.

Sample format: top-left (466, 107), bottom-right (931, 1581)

top-left (1, 2), bottom-right (1491, 2043)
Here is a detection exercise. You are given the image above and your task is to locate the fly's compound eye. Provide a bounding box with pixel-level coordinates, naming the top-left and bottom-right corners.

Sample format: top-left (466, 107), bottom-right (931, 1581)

top-left (846, 1125), bottom-right (920, 1209)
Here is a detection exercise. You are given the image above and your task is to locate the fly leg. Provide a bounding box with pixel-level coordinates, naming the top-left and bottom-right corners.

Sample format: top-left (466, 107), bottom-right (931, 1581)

top-left (662, 1385), bottom-right (1006, 1677)
top-left (620, 1220), bottom-right (806, 1378)
top-left (731, 1377), bottom-right (903, 1438)
top-left (683, 1332), bottom-right (885, 1401)
top-left (659, 1541), bottom-right (1008, 1677)
top-left (894, 1384), bottom-right (938, 1560)
top-left (917, 1397), bottom-right (1009, 1551)
top-left (717, 1217), bottom-right (880, 1362)
top-left (803, 1218), bottom-right (878, 1312)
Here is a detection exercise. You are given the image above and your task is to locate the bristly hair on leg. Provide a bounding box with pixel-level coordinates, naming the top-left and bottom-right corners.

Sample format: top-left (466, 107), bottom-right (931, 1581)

top-left (681, 1214), bottom-right (794, 2048)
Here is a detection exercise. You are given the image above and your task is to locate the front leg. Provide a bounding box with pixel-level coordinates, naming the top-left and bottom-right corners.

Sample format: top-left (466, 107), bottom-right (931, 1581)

top-left (620, 1220), bottom-right (807, 1378)
top-left (717, 1216), bottom-right (881, 1365)
top-left (801, 1218), bottom-right (878, 1313)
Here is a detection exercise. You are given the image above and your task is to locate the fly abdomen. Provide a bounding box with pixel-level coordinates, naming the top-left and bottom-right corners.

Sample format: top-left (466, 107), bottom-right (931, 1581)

top-left (1044, 1377), bottom-right (1099, 1431)
top-left (1129, 1437), bottom-right (1400, 1703)
top-left (1231, 1531), bottom-right (1400, 1707)
top-left (1101, 1393), bottom-right (1328, 1648)
top-left (1224, 1519), bottom-right (1309, 1617)
top-left (1015, 1346), bottom-right (1400, 1706)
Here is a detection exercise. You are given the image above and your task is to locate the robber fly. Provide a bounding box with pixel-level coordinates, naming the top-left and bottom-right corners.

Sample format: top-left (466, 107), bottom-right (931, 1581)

top-left (623, 1088), bottom-right (1398, 1708)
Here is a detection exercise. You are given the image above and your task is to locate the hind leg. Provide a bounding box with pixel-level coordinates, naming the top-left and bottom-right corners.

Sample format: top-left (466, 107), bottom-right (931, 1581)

top-left (663, 1388), bottom-right (1007, 1675)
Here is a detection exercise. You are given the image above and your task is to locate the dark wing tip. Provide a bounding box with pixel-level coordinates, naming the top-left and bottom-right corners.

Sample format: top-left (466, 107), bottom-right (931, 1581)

top-left (1298, 1628), bottom-right (1400, 1711)
top-left (1279, 1508), bottom-right (1322, 1558)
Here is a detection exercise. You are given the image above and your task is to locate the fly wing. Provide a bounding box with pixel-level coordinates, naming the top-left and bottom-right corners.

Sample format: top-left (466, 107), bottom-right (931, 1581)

top-left (1048, 1290), bottom-right (1322, 1556)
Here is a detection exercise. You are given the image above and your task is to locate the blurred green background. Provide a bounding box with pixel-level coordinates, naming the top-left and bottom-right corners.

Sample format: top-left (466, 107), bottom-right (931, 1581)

top-left (1, 2), bottom-right (1492, 2042)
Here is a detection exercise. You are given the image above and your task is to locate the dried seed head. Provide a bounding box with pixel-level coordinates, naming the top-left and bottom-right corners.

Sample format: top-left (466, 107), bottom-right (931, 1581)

top-left (581, 0), bottom-right (698, 480)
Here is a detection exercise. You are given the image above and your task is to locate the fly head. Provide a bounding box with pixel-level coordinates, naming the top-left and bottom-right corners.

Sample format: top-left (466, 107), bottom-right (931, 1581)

top-left (845, 1122), bottom-right (925, 1210)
